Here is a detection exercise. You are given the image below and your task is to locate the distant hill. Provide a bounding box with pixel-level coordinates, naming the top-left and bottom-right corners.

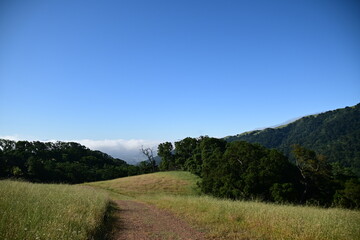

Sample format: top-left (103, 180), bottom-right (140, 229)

top-left (224, 103), bottom-right (360, 176)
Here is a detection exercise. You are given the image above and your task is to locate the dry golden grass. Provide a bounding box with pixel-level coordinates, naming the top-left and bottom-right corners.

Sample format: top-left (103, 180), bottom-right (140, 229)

top-left (85, 171), bottom-right (201, 198)
top-left (86, 171), bottom-right (360, 240)
top-left (142, 195), bottom-right (360, 240)
top-left (0, 180), bottom-right (109, 240)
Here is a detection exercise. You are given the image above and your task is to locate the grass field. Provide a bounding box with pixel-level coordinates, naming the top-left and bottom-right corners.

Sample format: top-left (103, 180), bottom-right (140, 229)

top-left (0, 180), bottom-right (109, 240)
top-left (86, 171), bottom-right (360, 240)
top-left (3, 172), bottom-right (358, 240)
top-left (85, 171), bottom-right (201, 198)
top-left (144, 195), bottom-right (360, 240)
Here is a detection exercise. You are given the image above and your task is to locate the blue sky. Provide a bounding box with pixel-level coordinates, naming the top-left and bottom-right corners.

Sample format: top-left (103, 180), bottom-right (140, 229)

top-left (0, 0), bottom-right (359, 161)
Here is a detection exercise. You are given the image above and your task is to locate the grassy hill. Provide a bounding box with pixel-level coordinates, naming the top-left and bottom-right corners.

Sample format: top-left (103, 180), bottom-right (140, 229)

top-left (84, 171), bottom-right (201, 198)
top-left (0, 180), bottom-right (109, 240)
top-left (225, 103), bottom-right (360, 176)
top-left (85, 171), bottom-right (360, 240)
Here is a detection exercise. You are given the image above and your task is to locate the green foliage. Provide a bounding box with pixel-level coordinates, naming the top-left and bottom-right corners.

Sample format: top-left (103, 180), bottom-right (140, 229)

top-left (333, 178), bottom-right (360, 209)
top-left (137, 160), bottom-right (155, 174)
top-left (158, 135), bottom-right (360, 208)
top-left (292, 144), bottom-right (334, 205)
top-left (158, 142), bottom-right (175, 171)
top-left (270, 183), bottom-right (298, 203)
top-left (159, 136), bottom-right (301, 203)
top-left (174, 137), bottom-right (199, 168)
top-left (225, 103), bottom-right (360, 176)
top-left (199, 137), bottom-right (227, 195)
top-left (202, 141), bottom-right (297, 201)
top-left (0, 139), bottom-right (139, 183)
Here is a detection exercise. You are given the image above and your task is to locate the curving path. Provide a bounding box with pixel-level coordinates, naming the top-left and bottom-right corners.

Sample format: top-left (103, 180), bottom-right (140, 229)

top-left (111, 200), bottom-right (206, 240)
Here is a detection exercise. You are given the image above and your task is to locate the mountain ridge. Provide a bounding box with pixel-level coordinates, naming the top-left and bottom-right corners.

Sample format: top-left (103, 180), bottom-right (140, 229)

top-left (224, 103), bottom-right (360, 176)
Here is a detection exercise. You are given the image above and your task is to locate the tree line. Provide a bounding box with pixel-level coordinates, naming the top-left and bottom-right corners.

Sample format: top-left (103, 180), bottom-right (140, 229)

top-left (0, 139), bottom-right (145, 183)
top-left (157, 136), bottom-right (360, 208)
top-left (1, 137), bottom-right (359, 208)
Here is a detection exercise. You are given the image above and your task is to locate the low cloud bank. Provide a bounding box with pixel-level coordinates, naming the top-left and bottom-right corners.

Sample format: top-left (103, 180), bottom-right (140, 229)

top-left (76, 139), bottom-right (160, 164)
top-left (0, 135), bottom-right (160, 164)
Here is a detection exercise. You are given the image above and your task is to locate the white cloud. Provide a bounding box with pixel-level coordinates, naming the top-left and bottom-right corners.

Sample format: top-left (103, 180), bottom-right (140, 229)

top-left (75, 139), bottom-right (161, 164)
top-left (0, 135), bottom-right (161, 164)
top-left (0, 135), bottom-right (23, 141)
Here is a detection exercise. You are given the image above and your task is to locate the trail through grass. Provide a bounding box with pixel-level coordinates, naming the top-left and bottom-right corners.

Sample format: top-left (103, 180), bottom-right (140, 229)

top-left (86, 171), bottom-right (360, 240)
top-left (143, 195), bottom-right (360, 240)
top-left (0, 180), bottom-right (109, 240)
top-left (9, 172), bottom-right (358, 240)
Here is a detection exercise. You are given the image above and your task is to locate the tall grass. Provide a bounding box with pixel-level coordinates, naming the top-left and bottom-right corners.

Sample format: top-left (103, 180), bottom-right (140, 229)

top-left (0, 180), bottom-right (109, 240)
top-left (85, 171), bottom-right (360, 240)
top-left (143, 195), bottom-right (360, 240)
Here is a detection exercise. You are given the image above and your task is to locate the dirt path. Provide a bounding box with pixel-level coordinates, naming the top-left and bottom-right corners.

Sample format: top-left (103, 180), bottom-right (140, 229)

top-left (111, 200), bottom-right (207, 240)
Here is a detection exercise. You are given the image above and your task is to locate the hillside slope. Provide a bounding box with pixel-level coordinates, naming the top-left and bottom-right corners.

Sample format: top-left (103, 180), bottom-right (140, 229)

top-left (85, 171), bottom-right (201, 198)
top-left (225, 103), bottom-right (360, 175)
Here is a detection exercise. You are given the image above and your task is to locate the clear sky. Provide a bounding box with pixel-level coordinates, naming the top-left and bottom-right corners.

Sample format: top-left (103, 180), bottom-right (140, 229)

top-left (1, 0), bottom-right (359, 161)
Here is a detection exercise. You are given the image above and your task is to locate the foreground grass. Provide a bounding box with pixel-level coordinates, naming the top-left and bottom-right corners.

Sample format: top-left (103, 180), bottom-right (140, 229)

top-left (87, 171), bottom-right (360, 240)
top-left (0, 180), bottom-right (109, 240)
top-left (142, 195), bottom-right (360, 240)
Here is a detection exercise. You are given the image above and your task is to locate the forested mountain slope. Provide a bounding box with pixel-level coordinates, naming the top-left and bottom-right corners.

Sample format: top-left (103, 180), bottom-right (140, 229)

top-left (225, 103), bottom-right (360, 175)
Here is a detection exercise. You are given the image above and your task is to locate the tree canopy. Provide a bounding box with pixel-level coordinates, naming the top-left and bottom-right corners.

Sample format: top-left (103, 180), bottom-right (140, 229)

top-left (0, 139), bottom-right (139, 183)
top-left (158, 136), bottom-right (360, 208)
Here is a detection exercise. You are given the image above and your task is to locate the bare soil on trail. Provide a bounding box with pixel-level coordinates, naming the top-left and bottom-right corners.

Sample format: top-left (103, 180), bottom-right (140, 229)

top-left (111, 200), bottom-right (207, 240)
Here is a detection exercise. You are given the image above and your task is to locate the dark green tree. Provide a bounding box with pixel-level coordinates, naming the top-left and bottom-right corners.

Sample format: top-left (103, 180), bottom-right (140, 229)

top-left (212, 141), bottom-right (296, 201)
top-left (158, 142), bottom-right (175, 171)
top-left (292, 144), bottom-right (333, 205)
top-left (333, 178), bottom-right (360, 208)
top-left (174, 137), bottom-right (199, 169)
